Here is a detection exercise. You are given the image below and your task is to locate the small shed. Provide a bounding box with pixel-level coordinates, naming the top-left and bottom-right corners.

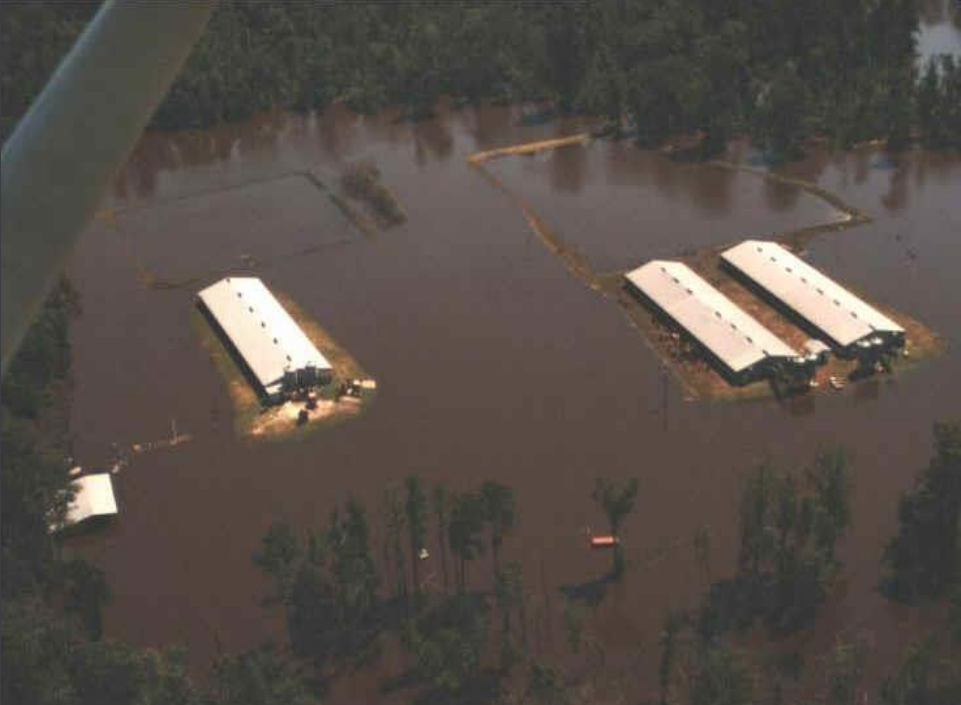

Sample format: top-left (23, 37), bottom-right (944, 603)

top-left (51, 474), bottom-right (118, 533)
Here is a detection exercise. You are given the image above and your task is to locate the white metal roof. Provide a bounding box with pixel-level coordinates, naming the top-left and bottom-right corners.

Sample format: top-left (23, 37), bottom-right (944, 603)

top-left (721, 241), bottom-right (904, 348)
top-left (198, 278), bottom-right (332, 395)
top-left (625, 261), bottom-right (798, 374)
top-left (60, 474), bottom-right (118, 529)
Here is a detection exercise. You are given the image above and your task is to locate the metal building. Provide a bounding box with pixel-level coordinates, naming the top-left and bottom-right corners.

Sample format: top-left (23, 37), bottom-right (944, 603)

top-left (624, 261), bottom-right (802, 383)
top-left (721, 240), bottom-right (905, 353)
top-left (50, 474), bottom-right (118, 533)
top-left (197, 277), bottom-right (333, 401)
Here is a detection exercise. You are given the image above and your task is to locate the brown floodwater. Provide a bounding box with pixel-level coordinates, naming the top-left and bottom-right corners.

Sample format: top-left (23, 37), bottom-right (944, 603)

top-left (65, 94), bottom-right (960, 701)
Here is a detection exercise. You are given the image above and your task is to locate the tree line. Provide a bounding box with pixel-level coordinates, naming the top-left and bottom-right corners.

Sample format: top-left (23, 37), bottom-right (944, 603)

top-left (3, 1), bottom-right (961, 161)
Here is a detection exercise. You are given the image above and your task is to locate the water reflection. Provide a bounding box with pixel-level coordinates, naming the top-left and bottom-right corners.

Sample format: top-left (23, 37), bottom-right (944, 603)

top-left (412, 117), bottom-right (454, 165)
top-left (549, 143), bottom-right (588, 193)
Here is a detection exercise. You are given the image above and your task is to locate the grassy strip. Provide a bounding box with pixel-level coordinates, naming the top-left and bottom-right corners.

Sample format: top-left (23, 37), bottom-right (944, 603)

top-left (473, 139), bottom-right (943, 402)
top-left (466, 133), bottom-right (591, 164)
top-left (189, 291), bottom-right (375, 441)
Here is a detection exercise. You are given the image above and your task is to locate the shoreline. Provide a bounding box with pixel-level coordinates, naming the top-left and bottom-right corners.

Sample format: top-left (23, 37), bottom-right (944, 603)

top-left (190, 289), bottom-right (375, 441)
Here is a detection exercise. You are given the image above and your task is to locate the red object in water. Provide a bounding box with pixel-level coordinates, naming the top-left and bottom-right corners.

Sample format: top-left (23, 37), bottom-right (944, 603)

top-left (590, 535), bottom-right (619, 549)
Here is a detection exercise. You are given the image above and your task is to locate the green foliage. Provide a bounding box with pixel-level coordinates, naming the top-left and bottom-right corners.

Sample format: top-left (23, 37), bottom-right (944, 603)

top-left (562, 599), bottom-right (587, 655)
top-left (658, 609), bottom-right (687, 705)
top-left (8, 1), bottom-right (955, 160)
top-left (258, 499), bottom-right (380, 671)
top-left (702, 448), bottom-right (854, 638)
top-left (881, 422), bottom-right (961, 602)
top-left (480, 480), bottom-right (515, 581)
top-left (880, 635), bottom-right (961, 705)
top-left (253, 521), bottom-right (301, 602)
top-left (60, 558), bottom-right (112, 641)
top-left (405, 475), bottom-right (427, 600)
top-left (917, 56), bottom-right (961, 151)
top-left (592, 477), bottom-right (639, 578)
top-left (1, 597), bottom-right (202, 705)
top-left (823, 637), bottom-right (864, 705)
top-left (403, 593), bottom-right (493, 703)
top-left (448, 492), bottom-right (486, 592)
top-left (689, 643), bottom-right (754, 705)
top-left (432, 484), bottom-right (449, 592)
top-left (212, 645), bottom-right (319, 705)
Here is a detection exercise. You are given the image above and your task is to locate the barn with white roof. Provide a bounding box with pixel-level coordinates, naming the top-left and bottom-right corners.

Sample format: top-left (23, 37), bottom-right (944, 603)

top-left (624, 260), bottom-right (804, 384)
top-left (197, 277), bottom-right (333, 401)
top-left (720, 240), bottom-right (905, 354)
top-left (50, 473), bottom-right (118, 533)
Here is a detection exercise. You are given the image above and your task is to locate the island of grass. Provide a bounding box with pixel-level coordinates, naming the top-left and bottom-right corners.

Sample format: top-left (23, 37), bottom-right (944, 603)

top-left (469, 135), bottom-right (943, 403)
top-left (609, 244), bottom-right (943, 402)
top-left (336, 161), bottom-right (407, 230)
top-left (190, 290), bottom-right (375, 440)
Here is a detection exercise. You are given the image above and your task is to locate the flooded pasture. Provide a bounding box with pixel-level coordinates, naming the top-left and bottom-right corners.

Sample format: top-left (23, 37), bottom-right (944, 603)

top-left (65, 98), bottom-right (961, 701)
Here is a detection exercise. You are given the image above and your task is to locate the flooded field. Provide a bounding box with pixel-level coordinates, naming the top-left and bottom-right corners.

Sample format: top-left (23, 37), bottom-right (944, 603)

top-left (65, 97), bottom-right (960, 700)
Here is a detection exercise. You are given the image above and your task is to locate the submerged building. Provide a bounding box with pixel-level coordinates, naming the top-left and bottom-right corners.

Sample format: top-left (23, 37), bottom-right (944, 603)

top-left (197, 277), bottom-right (333, 401)
top-left (624, 260), bottom-right (803, 384)
top-left (720, 240), bottom-right (905, 354)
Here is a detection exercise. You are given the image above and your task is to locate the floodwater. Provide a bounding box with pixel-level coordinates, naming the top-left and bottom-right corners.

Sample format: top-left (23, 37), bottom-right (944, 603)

top-left (67, 81), bottom-right (959, 705)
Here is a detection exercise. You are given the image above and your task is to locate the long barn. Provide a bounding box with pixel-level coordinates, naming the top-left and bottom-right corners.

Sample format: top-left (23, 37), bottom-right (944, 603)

top-left (624, 261), bottom-right (802, 383)
top-left (720, 240), bottom-right (905, 354)
top-left (197, 277), bottom-right (332, 401)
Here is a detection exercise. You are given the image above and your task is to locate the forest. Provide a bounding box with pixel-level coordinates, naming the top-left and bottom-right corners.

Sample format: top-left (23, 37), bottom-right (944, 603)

top-left (2, 1), bottom-right (961, 160)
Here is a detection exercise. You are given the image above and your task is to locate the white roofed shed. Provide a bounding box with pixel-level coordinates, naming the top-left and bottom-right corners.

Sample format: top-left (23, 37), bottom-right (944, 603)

top-left (198, 278), bottom-right (332, 399)
top-left (624, 261), bottom-right (800, 381)
top-left (720, 241), bottom-right (904, 350)
top-left (50, 474), bottom-right (118, 533)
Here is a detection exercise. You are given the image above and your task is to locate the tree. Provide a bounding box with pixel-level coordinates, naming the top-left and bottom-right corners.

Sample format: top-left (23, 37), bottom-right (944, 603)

top-left (808, 445), bottom-right (854, 566)
top-left (253, 521), bottom-right (301, 602)
top-left (404, 475), bottom-right (427, 602)
top-left (754, 64), bottom-right (810, 164)
top-left (480, 480), bottom-right (515, 583)
top-left (881, 422), bottom-right (961, 602)
top-left (592, 477), bottom-right (639, 578)
top-left (917, 59), bottom-right (943, 148)
top-left (824, 637), bottom-right (864, 705)
top-left (448, 492), bottom-right (486, 592)
top-left (658, 609), bottom-right (687, 705)
top-left (689, 643), bottom-right (754, 705)
top-left (212, 645), bottom-right (319, 705)
top-left (494, 560), bottom-right (524, 640)
top-left (381, 484), bottom-right (408, 603)
top-left (432, 483), bottom-right (450, 592)
top-left (61, 558), bottom-right (111, 641)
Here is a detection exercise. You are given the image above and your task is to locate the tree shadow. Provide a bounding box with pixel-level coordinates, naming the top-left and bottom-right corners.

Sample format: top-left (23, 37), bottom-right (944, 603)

top-left (558, 570), bottom-right (618, 607)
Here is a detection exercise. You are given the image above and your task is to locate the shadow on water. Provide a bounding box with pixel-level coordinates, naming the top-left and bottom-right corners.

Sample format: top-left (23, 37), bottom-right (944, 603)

top-left (559, 571), bottom-right (618, 608)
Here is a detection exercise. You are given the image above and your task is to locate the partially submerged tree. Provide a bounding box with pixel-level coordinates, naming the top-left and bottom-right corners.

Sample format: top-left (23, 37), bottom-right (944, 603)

top-left (881, 421), bottom-right (961, 602)
top-left (448, 492), bottom-right (486, 592)
top-left (432, 483), bottom-right (450, 592)
top-left (480, 480), bottom-right (516, 583)
top-left (592, 477), bottom-right (639, 578)
top-left (253, 520), bottom-right (301, 603)
top-left (404, 475), bottom-right (427, 602)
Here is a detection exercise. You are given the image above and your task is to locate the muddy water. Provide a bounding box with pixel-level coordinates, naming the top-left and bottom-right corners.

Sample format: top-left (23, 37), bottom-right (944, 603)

top-left (67, 96), bottom-right (960, 700)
